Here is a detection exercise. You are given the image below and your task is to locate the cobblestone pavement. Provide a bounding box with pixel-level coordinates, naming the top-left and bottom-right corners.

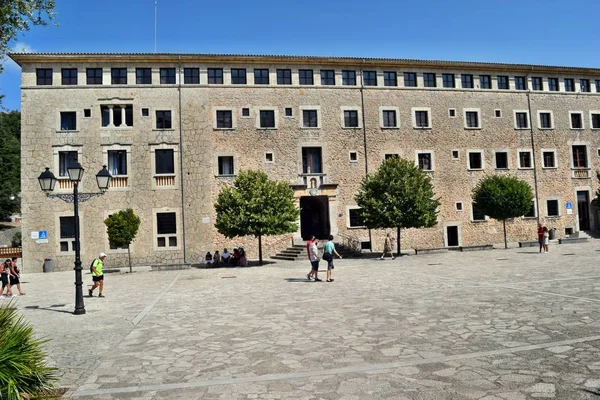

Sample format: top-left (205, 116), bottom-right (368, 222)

top-left (5, 242), bottom-right (600, 399)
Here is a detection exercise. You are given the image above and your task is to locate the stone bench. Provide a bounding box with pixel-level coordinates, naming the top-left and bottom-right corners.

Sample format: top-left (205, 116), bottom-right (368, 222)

top-left (558, 237), bottom-right (588, 244)
top-left (151, 264), bottom-right (192, 271)
top-left (518, 241), bottom-right (539, 248)
top-left (415, 247), bottom-right (449, 255)
top-left (461, 244), bottom-right (494, 252)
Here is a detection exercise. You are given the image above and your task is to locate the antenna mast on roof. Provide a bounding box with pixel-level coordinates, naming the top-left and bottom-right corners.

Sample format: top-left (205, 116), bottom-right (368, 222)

top-left (154, 0), bottom-right (158, 53)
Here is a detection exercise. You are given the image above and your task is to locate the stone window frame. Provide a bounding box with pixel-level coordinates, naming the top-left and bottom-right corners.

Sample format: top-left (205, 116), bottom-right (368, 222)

top-left (545, 197), bottom-right (561, 218)
top-left (52, 144), bottom-right (82, 191)
top-left (55, 211), bottom-right (84, 255)
top-left (455, 202), bottom-right (463, 212)
top-left (379, 106), bottom-right (400, 129)
top-left (494, 149), bottom-right (510, 170)
top-left (513, 110), bottom-right (530, 130)
top-left (349, 151), bottom-right (358, 163)
top-left (341, 106), bottom-right (362, 129)
top-left (241, 107), bottom-right (251, 118)
top-left (265, 152), bottom-right (274, 163)
top-left (154, 109), bottom-right (174, 131)
top-left (56, 109), bottom-right (78, 132)
top-left (299, 106), bottom-right (321, 129)
top-left (256, 107), bottom-right (278, 130)
top-left (589, 110), bottom-right (600, 130)
top-left (494, 109), bottom-right (502, 118)
top-left (150, 143), bottom-right (179, 190)
top-left (214, 152), bottom-right (238, 177)
top-left (540, 148), bottom-right (558, 169)
top-left (517, 148), bottom-right (534, 170)
top-left (569, 141), bottom-right (589, 169)
top-left (212, 106), bottom-right (237, 130)
top-left (99, 101), bottom-right (135, 129)
top-left (415, 150), bottom-right (435, 171)
top-left (451, 149), bottom-right (460, 160)
top-left (104, 209), bottom-right (131, 254)
top-left (346, 205), bottom-right (366, 229)
top-left (569, 111), bottom-right (585, 130)
top-left (153, 207), bottom-right (182, 251)
top-left (448, 108), bottom-right (457, 118)
top-left (466, 149), bottom-right (485, 171)
top-left (537, 110), bottom-right (555, 130)
top-left (463, 108), bottom-right (482, 129)
top-left (102, 144), bottom-right (132, 191)
top-left (411, 107), bottom-right (432, 129)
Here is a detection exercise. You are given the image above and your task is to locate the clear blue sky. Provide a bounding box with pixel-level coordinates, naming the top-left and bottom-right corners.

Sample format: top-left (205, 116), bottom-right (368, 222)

top-left (2, 0), bottom-right (600, 111)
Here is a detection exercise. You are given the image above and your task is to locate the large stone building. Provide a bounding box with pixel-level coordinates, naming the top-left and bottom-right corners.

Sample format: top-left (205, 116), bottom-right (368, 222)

top-left (10, 53), bottom-right (600, 271)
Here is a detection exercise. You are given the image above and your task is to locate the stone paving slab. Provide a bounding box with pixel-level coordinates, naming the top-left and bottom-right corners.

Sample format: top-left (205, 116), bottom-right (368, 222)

top-left (4, 241), bottom-right (600, 399)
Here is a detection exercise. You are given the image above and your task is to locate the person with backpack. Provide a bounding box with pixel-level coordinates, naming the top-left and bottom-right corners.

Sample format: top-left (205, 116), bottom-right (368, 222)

top-left (89, 252), bottom-right (106, 298)
top-left (322, 235), bottom-right (341, 282)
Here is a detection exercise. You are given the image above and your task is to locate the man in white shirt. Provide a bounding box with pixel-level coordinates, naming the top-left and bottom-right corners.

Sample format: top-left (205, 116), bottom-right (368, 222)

top-left (305, 239), bottom-right (322, 282)
top-left (221, 248), bottom-right (231, 265)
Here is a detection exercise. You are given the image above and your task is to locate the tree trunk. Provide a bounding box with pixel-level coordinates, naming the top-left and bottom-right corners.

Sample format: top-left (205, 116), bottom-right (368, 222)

top-left (396, 226), bottom-right (401, 257)
top-left (503, 220), bottom-right (508, 249)
top-left (258, 233), bottom-right (263, 266)
top-left (128, 244), bottom-right (132, 273)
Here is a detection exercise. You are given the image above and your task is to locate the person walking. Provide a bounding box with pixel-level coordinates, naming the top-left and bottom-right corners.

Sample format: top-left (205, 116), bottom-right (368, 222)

top-left (1, 259), bottom-right (13, 298)
top-left (9, 257), bottom-right (24, 295)
top-left (323, 235), bottom-right (341, 282)
top-left (306, 238), bottom-right (322, 282)
top-left (305, 236), bottom-right (315, 280)
top-left (89, 252), bottom-right (106, 298)
top-left (537, 223), bottom-right (545, 253)
top-left (543, 227), bottom-right (550, 253)
top-left (381, 232), bottom-right (395, 260)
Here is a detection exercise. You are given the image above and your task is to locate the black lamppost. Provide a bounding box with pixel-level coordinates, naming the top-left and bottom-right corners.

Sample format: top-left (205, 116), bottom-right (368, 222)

top-left (38, 164), bottom-right (112, 315)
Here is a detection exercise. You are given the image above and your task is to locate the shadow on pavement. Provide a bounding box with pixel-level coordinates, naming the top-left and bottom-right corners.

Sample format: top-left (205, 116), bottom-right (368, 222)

top-left (285, 278), bottom-right (314, 283)
top-left (24, 305), bottom-right (74, 315)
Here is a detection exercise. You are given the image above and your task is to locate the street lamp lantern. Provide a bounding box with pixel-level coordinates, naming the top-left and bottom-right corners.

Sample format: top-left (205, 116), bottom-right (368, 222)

top-left (38, 167), bottom-right (57, 192)
top-left (96, 165), bottom-right (112, 191)
top-left (67, 161), bottom-right (85, 182)
top-left (9, 194), bottom-right (15, 201)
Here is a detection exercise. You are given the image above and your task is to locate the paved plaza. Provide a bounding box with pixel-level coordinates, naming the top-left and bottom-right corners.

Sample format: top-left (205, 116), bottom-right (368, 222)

top-left (6, 242), bottom-right (600, 399)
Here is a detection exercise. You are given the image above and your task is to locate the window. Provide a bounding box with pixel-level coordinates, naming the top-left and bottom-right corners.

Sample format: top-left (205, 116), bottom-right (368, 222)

top-left (570, 112), bottom-right (583, 129)
top-left (382, 110), bottom-right (397, 128)
top-left (60, 112), bottom-right (76, 131)
top-left (349, 151), bottom-right (358, 162)
top-left (206, 68), bottom-right (222, 84)
top-left (417, 152), bottom-right (432, 170)
top-left (321, 70), bottom-right (335, 85)
top-left (478, 75), bottom-right (491, 89)
top-left (524, 202), bottom-right (536, 218)
top-left (344, 110), bottom-right (359, 128)
top-left (548, 78), bottom-right (559, 91)
top-left (216, 110), bottom-right (233, 129)
top-left (259, 110), bottom-right (275, 128)
top-left (564, 78), bottom-right (574, 92)
top-left (515, 112), bottom-right (529, 129)
top-left (468, 151), bottom-right (483, 170)
top-left (461, 74), bottom-right (473, 88)
top-left (59, 216), bottom-right (76, 252)
top-left (183, 68), bottom-right (199, 84)
top-left (348, 208), bottom-right (365, 228)
top-left (61, 68), bottom-right (77, 85)
top-left (532, 77), bottom-right (543, 90)
top-left (155, 149), bottom-right (174, 174)
top-left (36, 68), bottom-right (53, 85)
top-left (423, 73), bottom-right (436, 88)
top-left (285, 107), bottom-right (293, 117)
top-left (580, 79), bottom-right (591, 92)
top-left (86, 68), bottom-right (102, 85)
top-left (111, 68), bottom-right (127, 84)
top-left (299, 69), bottom-right (313, 85)
top-left (218, 156), bottom-right (234, 175)
top-left (414, 110), bottom-right (430, 128)
top-left (404, 72), bottom-right (417, 87)
top-left (59, 151), bottom-right (78, 177)
top-left (254, 69), bottom-right (269, 84)
top-left (456, 202), bottom-right (463, 211)
top-left (136, 68), bottom-right (152, 84)
top-left (543, 151), bottom-right (556, 168)
top-left (572, 145), bottom-right (588, 168)
top-left (547, 200), bottom-right (559, 217)
top-left (141, 108), bottom-right (149, 117)
top-left (448, 109), bottom-right (456, 117)
top-left (160, 68), bottom-right (176, 84)
top-left (101, 105), bottom-right (133, 127)
top-left (518, 151), bottom-right (532, 168)
top-left (385, 154), bottom-right (399, 160)
top-left (156, 212), bottom-right (177, 248)
top-left (591, 113), bottom-right (600, 129)
top-left (452, 150), bottom-right (459, 160)
top-left (465, 111), bottom-right (480, 128)
top-left (383, 71), bottom-right (397, 86)
top-left (241, 108), bottom-right (250, 117)
top-left (539, 112), bottom-right (553, 129)
top-left (156, 110), bottom-right (172, 129)
top-left (108, 150), bottom-right (128, 176)
top-left (363, 71), bottom-right (377, 86)
top-left (472, 202), bottom-right (486, 221)
top-left (442, 73), bottom-right (455, 88)
top-left (83, 109), bottom-right (91, 118)
top-left (265, 152), bottom-right (274, 163)
top-left (515, 76), bottom-right (527, 90)
top-left (495, 151), bottom-right (508, 169)
top-left (277, 69), bottom-right (292, 85)
top-left (596, 80), bottom-right (600, 93)
top-left (497, 75), bottom-right (509, 90)
top-left (342, 70), bottom-right (356, 85)
top-left (302, 147), bottom-right (322, 174)
top-left (495, 109), bottom-right (502, 118)
top-left (231, 68), bottom-right (247, 84)
top-left (302, 110), bottom-right (318, 128)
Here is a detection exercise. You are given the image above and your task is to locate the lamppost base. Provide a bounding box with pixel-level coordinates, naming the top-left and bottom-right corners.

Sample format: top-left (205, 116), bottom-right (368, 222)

top-left (73, 308), bottom-right (86, 315)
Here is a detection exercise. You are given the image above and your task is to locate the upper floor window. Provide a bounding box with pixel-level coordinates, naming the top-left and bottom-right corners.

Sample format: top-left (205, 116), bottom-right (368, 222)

top-left (465, 111), bottom-right (479, 128)
top-left (548, 77), bottom-right (559, 91)
top-left (160, 68), bottom-right (176, 84)
top-left (570, 112), bottom-right (583, 129)
top-left (321, 70), bottom-right (335, 85)
top-left (342, 70), bottom-right (356, 86)
top-left (156, 212), bottom-right (178, 248)
top-left (539, 112), bottom-right (553, 129)
top-left (564, 78), bottom-right (575, 92)
top-left (514, 76), bottom-right (527, 90)
top-left (572, 145), bottom-right (588, 168)
top-left (414, 109), bottom-right (430, 128)
top-left (60, 112), bottom-right (77, 131)
top-left (442, 73), bottom-right (455, 88)
top-left (461, 74), bottom-right (473, 89)
top-left (596, 80), bottom-right (600, 93)
top-left (61, 68), bottom-right (77, 85)
top-left (299, 69), bottom-right (314, 85)
top-left (382, 110), bottom-right (397, 128)
top-left (216, 110), bottom-right (233, 129)
top-left (86, 68), bottom-right (102, 85)
top-left (302, 110), bottom-right (318, 128)
top-left (136, 68), bottom-right (152, 84)
top-left (468, 151), bottom-right (483, 170)
top-left (101, 105), bottom-right (133, 127)
top-left (479, 75), bottom-right (491, 89)
top-left (155, 149), bottom-right (175, 174)
top-left (542, 151), bottom-right (556, 168)
top-left (231, 68), bottom-right (247, 84)
top-left (495, 151), bottom-right (508, 169)
top-left (111, 68), bottom-right (127, 85)
top-left (515, 111), bottom-right (529, 129)
top-left (580, 79), bottom-right (591, 92)
top-left (207, 68), bottom-right (223, 84)
top-left (417, 152), bottom-right (432, 171)
top-left (36, 68), bottom-right (52, 85)
top-left (254, 69), bottom-right (269, 85)
top-left (591, 113), bottom-right (600, 129)
top-left (59, 151), bottom-right (78, 177)
top-left (383, 71), bottom-right (397, 87)
top-left (218, 156), bottom-right (235, 176)
top-left (302, 147), bottom-right (323, 174)
top-left (183, 68), bottom-right (199, 84)
top-left (276, 69), bottom-right (292, 85)
top-left (423, 73), bottom-right (436, 88)
top-left (531, 77), bottom-right (543, 91)
top-left (363, 71), bottom-right (377, 86)
top-left (108, 150), bottom-right (128, 176)
top-left (343, 110), bottom-right (359, 128)
top-left (497, 75), bottom-right (509, 90)
top-left (259, 110), bottom-right (275, 128)
top-left (404, 72), bottom-right (417, 87)
top-left (156, 110), bottom-right (172, 129)
top-left (518, 151), bottom-right (533, 168)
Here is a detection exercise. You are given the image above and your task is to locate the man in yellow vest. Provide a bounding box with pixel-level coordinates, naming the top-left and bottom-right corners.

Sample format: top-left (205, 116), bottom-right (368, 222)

top-left (89, 252), bottom-right (106, 298)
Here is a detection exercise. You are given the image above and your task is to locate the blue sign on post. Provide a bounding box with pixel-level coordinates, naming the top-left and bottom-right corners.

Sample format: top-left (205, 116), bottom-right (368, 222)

top-left (39, 231), bottom-right (48, 239)
top-left (565, 202), bottom-right (572, 209)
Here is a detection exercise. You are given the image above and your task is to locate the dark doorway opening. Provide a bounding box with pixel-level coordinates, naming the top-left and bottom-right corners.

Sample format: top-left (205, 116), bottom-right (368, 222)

top-left (577, 191), bottom-right (590, 230)
top-left (300, 196), bottom-right (330, 240)
top-left (446, 226), bottom-right (459, 247)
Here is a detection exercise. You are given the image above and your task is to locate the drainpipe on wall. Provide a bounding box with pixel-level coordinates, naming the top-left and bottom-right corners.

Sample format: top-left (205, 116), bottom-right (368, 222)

top-left (178, 55), bottom-right (187, 263)
top-left (360, 63), bottom-right (373, 251)
top-left (526, 69), bottom-right (541, 225)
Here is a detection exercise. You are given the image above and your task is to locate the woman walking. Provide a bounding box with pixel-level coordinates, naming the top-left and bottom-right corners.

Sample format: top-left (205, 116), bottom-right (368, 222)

top-left (1, 259), bottom-right (13, 298)
top-left (543, 227), bottom-right (550, 253)
top-left (381, 232), bottom-right (395, 260)
top-left (10, 257), bottom-right (24, 295)
top-left (323, 235), bottom-right (341, 282)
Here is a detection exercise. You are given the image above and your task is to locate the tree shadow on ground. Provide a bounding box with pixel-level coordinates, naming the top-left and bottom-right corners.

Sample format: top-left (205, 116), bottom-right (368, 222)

top-left (23, 305), bottom-right (74, 315)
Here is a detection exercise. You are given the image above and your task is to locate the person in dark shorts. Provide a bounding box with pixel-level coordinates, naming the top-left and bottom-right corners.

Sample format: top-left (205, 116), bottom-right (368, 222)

top-left (1, 259), bottom-right (13, 297)
top-left (10, 257), bottom-right (24, 295)
top-left (307, 238), bottom-right (322, 282)
top-left (537, 223), bottom-right (545, 253)
top-left (323, 235), bottom-right (342, 282)
top-left (90, 252), bottom-right (106, 298)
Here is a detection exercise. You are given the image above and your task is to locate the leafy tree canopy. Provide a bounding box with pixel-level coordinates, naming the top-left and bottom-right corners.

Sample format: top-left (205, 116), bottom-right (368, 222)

top-left (472, 175), bottom-right (533, 221)
top-left (104, 209), bottom-right (141, 249)
top-left (0, 111), bottom-right (21, 220)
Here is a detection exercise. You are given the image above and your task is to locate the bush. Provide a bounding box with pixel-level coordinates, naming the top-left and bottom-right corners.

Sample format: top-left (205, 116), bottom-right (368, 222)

top-left (0, 302), bottom-right (57, 400)
top-left (11, 231), bottom-right (22, 247)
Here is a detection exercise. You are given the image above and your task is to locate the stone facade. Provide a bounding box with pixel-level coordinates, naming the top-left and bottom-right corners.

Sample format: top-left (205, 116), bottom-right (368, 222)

top-left (10, 53), bottom-right (600, 271)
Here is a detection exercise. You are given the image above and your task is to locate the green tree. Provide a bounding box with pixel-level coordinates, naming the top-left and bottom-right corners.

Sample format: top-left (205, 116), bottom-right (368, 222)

top-left (472, 175), bottom-right (534, 249)
top-left (215, 170), bottom-right (299, 265)
top-left (104, 209), bottom-right (141, 273)
top-left (0, 111), bottom-right (21, 220)
top-left (355, 157), bottom-right (440, 256)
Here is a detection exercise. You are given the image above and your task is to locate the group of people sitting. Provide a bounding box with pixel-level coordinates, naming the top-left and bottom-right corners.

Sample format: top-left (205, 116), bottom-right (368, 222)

top-left (204, 248), bottom-right (247, 267)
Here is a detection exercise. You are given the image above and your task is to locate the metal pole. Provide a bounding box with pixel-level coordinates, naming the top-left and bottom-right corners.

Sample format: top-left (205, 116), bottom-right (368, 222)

top-left (73, 182), bottom-right (85, 315)
top-left (154, 0), bottom-right (158, 53)
top-left (178, 56), bottom-right (187, 264)
top-left (526, 86), bottom-right (541, 224)
top-left (359, 66), bottom-right (373, 251)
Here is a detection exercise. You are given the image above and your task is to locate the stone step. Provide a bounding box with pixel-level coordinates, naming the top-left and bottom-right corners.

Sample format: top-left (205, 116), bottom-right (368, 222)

top-left (271, 255), bottom-right (298, 261)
